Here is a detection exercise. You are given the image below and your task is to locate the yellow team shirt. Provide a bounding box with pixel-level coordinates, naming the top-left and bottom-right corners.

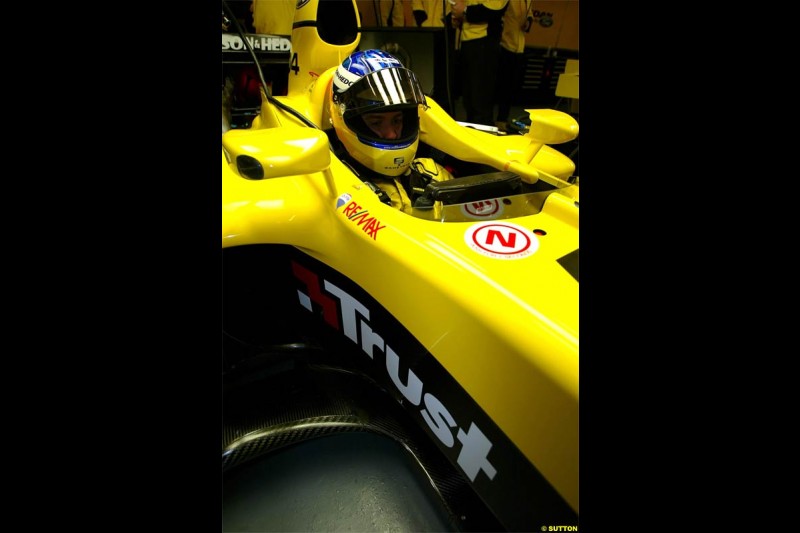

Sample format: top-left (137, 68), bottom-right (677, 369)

top-left (411, 0), bottom-right (449, 27)
top-left (459, 0), bottom-right (509, 43)
top-left (500, 0), bottom-right (529, 53)
top-left (252, 0), bottom-right (295, 35)
top-left (372, 0), bottom-right (406, 27)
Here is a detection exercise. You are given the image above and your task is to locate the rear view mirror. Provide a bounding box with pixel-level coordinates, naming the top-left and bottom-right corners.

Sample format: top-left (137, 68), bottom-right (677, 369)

top-left (222, 127), bottom-right (331, 180)
top-left (525, 109), bottom-right (579, 145)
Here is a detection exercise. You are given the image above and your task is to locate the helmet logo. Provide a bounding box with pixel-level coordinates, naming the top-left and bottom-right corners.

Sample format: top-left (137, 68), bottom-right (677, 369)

top-left (333, 65), bottom-right (362, 94)
top-left (334, 68), bottom-right (355, 89)
top-left (393, 157), bottom-right (405, 165)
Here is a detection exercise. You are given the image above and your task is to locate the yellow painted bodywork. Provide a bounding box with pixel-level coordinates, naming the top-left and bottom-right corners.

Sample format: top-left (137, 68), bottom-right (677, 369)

top-left (222, 0), bottom-right (579, 515)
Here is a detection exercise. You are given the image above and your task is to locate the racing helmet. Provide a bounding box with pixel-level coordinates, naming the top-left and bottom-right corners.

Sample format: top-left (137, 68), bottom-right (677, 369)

top-left (330, 49), bottom-right (428, 177)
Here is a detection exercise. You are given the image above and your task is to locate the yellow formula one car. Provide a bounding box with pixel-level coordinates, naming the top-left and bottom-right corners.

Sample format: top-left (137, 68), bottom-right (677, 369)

top-left (222, 1), bottom-right (578, 531)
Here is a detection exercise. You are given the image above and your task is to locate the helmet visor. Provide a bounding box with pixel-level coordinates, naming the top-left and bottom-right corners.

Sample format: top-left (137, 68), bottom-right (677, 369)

top-left (336, 67), bottom-right (428, 116)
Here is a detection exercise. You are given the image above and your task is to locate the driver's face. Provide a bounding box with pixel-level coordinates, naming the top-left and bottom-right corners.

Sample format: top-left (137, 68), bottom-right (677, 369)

top-left (362, 111), bottom-right (403, 140)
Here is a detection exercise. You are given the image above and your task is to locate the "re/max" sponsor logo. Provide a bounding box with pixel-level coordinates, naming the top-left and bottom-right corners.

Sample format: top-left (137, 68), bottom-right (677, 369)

top-left (342, 200), bottom-right (385, 240)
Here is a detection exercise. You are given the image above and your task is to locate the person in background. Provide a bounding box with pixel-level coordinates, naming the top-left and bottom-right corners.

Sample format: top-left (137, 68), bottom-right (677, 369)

top-left (411, 0), bottom-right (448, 27)
top-left (249, 0), bottom-right (296, 96)
top-left (327, 49), bottom-right (455, 212)
top-left (494, 0), bottom-right (532, 132)
top-left (449, 0), bottom-right (509, 126)
top-left (250, 0), bottom-right (295, 35)
top-left (367, 0), bottom-right (406, 27)
top-left (410, 0), bottom-right (456, 114)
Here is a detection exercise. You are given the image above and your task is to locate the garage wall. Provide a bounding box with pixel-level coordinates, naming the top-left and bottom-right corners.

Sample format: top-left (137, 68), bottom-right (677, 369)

top-left (356, 0), bottom-right (579, 53)
top-left (525, 1), bottom-right (578, 52)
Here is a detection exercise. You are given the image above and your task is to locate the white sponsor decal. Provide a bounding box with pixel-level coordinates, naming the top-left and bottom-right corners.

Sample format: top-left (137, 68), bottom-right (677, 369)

top-left (222, 34), bottom-right (291, 52)
top-left (333, 66), bottom-right (362, 93)
top-left (460, 199), bottom-right (504, 220)
top-left (465, 221), bottom-right (538, 259)
top-left (336, 193), bottom-right (352, 209)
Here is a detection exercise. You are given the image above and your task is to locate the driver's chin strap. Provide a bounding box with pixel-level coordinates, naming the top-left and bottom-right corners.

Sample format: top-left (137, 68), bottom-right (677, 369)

top-left (328, 131), bottom-right (394, 206)
top-left (339, 158), bottom-right (392, 206)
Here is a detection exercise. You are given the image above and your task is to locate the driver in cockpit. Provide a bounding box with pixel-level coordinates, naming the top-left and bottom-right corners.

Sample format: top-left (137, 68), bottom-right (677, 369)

top-left (326, 49), bottom-right (454, 212)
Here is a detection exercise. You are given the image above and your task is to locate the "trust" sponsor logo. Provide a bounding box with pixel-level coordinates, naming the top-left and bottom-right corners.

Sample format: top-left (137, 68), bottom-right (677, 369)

top-left (292, 261), bottom-right (498, 484)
